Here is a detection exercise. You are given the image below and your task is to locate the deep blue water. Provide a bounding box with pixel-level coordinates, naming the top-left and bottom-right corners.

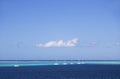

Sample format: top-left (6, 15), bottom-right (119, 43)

top-left (0, 64), bottom-right (120, 79)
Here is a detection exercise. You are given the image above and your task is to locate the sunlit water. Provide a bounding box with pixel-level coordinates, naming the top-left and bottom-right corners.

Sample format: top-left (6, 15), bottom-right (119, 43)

top-left (0, 60), bottom-right (120, 67)
top-left (0, 60), bottom-right (120, 79)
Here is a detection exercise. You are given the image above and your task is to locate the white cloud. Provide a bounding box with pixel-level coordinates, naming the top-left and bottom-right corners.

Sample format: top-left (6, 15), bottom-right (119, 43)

top-left (35, 38), bottom-right (78, 47)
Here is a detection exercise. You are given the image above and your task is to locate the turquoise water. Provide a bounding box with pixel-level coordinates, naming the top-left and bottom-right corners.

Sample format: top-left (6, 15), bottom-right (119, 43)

top-left (0, 60), bottom-right (120, 67)
top-left (1, 61), bottom-right (120, 79)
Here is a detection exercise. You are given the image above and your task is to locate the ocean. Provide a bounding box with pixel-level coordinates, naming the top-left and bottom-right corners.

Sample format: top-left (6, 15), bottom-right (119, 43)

top-left (0, 60), bottom-right (120, 79)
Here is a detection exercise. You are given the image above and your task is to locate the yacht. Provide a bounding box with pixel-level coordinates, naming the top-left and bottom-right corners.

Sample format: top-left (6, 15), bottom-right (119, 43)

top-left (14, 64), bottom-right (19, 67)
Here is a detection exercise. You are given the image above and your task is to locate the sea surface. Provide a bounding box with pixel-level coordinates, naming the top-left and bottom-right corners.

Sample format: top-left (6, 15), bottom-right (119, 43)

top-left (0, 60), bottom-right (120, 79)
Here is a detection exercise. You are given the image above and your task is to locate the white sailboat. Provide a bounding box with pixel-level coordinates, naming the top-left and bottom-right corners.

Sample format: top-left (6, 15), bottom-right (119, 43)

top-left (54, 60), bottom-right (59, 65)
top-left (14, 64), bottom-right (19, 67)
top-left (77, 60), bottom-right (84, 64)
top-left (63, 60), bottom-right (67, 65)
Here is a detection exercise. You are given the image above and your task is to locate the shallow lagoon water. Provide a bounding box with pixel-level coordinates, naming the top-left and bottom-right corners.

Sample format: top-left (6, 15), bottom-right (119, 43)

top-left (0, 60), bottom-right (120, 67)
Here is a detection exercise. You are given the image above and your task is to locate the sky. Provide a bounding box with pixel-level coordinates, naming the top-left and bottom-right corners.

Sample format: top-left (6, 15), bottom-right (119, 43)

top-left (0, 0), bottom-right (120, 60)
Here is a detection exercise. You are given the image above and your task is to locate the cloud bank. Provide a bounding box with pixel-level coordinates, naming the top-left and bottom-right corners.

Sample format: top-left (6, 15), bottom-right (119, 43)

top-left (35, 38), bottom-right (78, 47)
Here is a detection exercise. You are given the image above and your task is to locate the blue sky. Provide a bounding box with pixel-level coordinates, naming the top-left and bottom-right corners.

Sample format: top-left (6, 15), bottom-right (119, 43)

top-left (0, 0), bottom-right (120, 60)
